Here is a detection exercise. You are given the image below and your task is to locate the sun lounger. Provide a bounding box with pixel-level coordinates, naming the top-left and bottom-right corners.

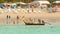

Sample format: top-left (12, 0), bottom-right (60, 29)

top-left (4, 9), bottom-right (8, 13)
top-left (0, 11), bottom-right (3, 14)
top-left (38, 11), bottom-right (41, 13)
top-left (13, 9), bottom-right (19, 13)
top-left (17, 9), bottom-right (20, 12)
top-left (0, 9), bottom-right (4, 14)
top-left (22, 9), bottom-right (27, 13)
top-left (6, 8), bottom-right (11, 12)
top-left (33, 10), bottom-right (37, 13)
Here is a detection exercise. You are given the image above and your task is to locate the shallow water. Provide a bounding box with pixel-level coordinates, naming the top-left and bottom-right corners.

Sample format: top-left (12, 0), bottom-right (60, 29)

top-left (0, 25), bottom-right (60, 34)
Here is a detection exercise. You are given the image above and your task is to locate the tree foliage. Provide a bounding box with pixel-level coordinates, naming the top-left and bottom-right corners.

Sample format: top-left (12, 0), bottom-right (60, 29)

top-left (47, 0), bottom-right (56, 4)
top-left (0, 0), bottom-right (34, 3)
top-left (14, 0), bottom-right (34, 3)
top-left (47, 0), bottom-right (56, 7)
top-left (0, 0), bottom-right (5, 3)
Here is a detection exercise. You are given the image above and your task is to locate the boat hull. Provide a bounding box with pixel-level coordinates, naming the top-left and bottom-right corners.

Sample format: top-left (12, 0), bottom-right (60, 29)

top-left (25, 23), bottom-right (45, 25)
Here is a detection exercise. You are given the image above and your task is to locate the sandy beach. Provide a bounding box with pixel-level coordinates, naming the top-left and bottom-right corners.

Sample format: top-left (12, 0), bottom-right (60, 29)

top-left (0, 8), bottom-right (60, 25)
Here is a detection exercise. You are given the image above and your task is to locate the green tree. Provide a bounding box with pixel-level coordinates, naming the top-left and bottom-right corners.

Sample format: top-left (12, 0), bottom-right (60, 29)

top-left (25, 0), bottom-right (34, 3)
top-left (0, 0), bottom-right (34, 3)
top-left (0, 0), bottom-right (5, 3)
top-left (47, 0), bottom-right (56, 7)
top-left (15, 0), bottom-right (34, 3)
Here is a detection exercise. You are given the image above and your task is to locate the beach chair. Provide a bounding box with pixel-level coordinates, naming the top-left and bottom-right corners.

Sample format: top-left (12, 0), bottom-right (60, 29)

top-left (22, 9), bottom-right (27, 13)
top-left (8, 8), bottom-right (11, 12)
top-left (0, 9), bottom-right (4, 14)
top-left (17, 9), bottom-right (20, 12)
top-left (27, 9), bottom-right (32, 13)
top-left (0, 11), bottom-right (3, 14)
top-left (4, 9), bottom-right (8, 13)
top-left (33, 10), bottom-right (37, 13)
top-left (28, 10), bottom-right (32, 13)
top-left (13, 9), bottom-right (19, 13)
top-left (4, 8), bottom-right (10, 13)
top-left (37, 9), bottom-right (41, 13)
top-left (38, 11), bottom-right (41, 13)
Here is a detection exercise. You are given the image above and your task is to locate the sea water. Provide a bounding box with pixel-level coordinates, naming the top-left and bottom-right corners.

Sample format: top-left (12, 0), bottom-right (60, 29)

top-left (0, 24), bottom-right (60, 34)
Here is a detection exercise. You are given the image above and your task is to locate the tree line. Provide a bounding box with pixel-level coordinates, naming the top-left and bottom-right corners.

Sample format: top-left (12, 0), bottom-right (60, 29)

top-left (0, 0), bottom-right (34, 3)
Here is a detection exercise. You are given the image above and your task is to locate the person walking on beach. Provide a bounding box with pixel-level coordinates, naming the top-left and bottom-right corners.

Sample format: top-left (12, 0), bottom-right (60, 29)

top-left (21, 16), bottom-right (26, 23)
top-left (17, 16), bottom-right (19, 24)
top-left (9, 16), bottom-right (11, 19)
top-left (29, 17), bottom-right (33, 23)
top-left (38, 19), bottom-right (41, 24)
top-left (7, 15), bottom-right (8, 19)
top-left (9, 16), bottom-right (11, 24)
top-left (7, 15), bottom-right (11, 24)
top-left (7, 15), bottom-right (9, 24)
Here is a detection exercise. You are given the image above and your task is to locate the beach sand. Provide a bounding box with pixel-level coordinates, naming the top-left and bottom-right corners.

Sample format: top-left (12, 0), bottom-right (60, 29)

top-left (0, 8), bottom-right (60, 25)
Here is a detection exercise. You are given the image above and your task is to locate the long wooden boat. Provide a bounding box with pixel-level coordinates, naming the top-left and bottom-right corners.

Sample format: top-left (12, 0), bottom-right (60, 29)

top-left (24, 19), bottom-right (45, 25)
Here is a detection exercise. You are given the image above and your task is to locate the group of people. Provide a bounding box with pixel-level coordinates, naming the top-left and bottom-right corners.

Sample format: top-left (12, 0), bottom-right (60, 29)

top-left (6, 15), bottom-right (26, 24)
top-left (6, 15), bottom-right (45, 25)
top-left (6, 15), bottom-right (19, 24)
top-left (47, 7), bottom-right (57, 13)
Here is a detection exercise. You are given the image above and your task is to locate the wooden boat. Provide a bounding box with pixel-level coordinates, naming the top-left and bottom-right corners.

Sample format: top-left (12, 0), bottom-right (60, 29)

top-left (24, 23), bottom-right (45, 25)
top-left (24, 19), bottom-right (45, 25)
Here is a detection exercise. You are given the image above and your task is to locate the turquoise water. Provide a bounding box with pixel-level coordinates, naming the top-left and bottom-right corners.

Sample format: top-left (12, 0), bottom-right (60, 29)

top-left (0, 25), bottom-right (60, 34)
